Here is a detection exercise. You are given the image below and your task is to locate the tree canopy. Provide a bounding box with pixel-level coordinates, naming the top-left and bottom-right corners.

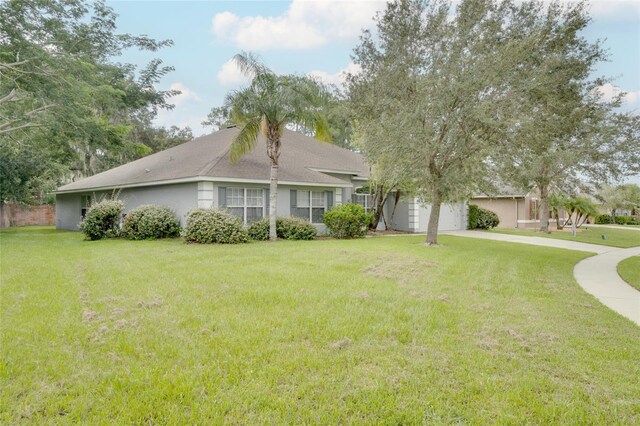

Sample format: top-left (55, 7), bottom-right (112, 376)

top-left (349, 0), bottom-right (640, 243)
top-left (0, 0), bottom-right (191, 204)
top-left (490, 1), bottom-right (640, 232)
top-left (349, 0), bottom-right (522, 244)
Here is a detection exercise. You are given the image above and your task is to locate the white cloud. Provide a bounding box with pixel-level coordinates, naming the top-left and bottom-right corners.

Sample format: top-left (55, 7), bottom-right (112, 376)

top-left (167, 82), bottom-right (201, 107)
top-left (597, 83), bottom-right (640, 110)
top-left (216, 59), bottom-right (252, 86)
top-left (211, 0), bottom-right (385, 50)
top-left (307, 62), bottom-right (362, 87)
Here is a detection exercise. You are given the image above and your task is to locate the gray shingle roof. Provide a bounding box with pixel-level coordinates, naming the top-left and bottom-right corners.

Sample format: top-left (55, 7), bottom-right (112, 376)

top-left (57, 127), bottom-right (369, 193)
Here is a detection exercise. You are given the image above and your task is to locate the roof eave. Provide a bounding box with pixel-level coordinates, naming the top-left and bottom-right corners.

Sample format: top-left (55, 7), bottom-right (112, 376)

top-left (56, 176), bottom-right (354, 195)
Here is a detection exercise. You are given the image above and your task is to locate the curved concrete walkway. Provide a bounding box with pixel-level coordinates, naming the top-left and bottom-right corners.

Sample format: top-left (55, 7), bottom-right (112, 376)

top-left (443, 230), bottom-right (640, 325)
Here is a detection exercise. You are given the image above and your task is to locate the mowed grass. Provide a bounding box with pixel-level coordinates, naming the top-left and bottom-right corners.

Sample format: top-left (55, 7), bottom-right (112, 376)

top-left (490, 226), bottom-right (640, 248)
top-left (618, 256), bottom-right (640, 292)
top-left (1, 227), bottom-right (639, 424)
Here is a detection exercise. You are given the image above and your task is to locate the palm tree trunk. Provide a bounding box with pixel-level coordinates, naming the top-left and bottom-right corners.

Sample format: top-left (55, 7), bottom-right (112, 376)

top-left (426, 192), bottom-right (441, 245)
top-left (269, 163), bottom-right (278, 241)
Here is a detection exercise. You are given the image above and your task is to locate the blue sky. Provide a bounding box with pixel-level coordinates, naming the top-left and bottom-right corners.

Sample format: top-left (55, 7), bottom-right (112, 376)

top-left (108, 0), bottom-right (640, 183)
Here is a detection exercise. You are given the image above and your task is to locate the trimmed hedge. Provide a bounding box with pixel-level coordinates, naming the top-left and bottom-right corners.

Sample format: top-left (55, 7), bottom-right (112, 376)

top-left (247, 217), bottom-right (317, 241)
top-left (79, 200), bottom-right (124, 240)
top-left (468, 204), bottom-right (499, 229)
top-left (468, 204), bottom-right (479, 229)
top-left (122, 205), bottom-right (180, 240)
top-left (323, 203), bottom-right (373, 239)
top-left (183, 209), bottom-right (248, 244)
top-left (615, 215), bottom-right (638, 225)
top-left (477, 208), bottom-right (500, 229)
top-left (595, 214), bottom-right (612, 224)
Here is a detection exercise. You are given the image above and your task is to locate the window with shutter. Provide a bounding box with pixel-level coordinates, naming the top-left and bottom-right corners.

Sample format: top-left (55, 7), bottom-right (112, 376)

top-left (223, 187), bottom-right (265, 223)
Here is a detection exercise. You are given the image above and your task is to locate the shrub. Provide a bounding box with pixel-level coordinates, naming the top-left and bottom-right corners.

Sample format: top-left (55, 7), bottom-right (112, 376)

top-left (467, 205), bottom-right (499, 229)
top-left (277, 217), bottom-right (317, 240)
top-left (476, 207), bottom-right (500, 229)
top-left (183, 209), bottom-right (248, 244)
top-left (79, 200), bottom-right (124, 240)
top-left (247, 217), bottom-right (317, 241)
top-left (247, 218), bottom-right (270, 241)
top-left (122, 205), bottom-right (180, 240)
top-left (323, 203), bottom-right (373, 239)
top-left (468, 204), bottom-right (479, 229)
top-left (595, 214), bottom-right (612, 224)
top-left (615, 215), bottom-right (638, 225)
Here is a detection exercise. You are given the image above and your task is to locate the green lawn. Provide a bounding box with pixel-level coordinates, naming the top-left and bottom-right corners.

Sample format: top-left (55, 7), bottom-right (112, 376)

top-left (618, 256), bottom-right (640, 292)
top-left (2, 227), bottom-right (639, 424)
top-left (490, 226), bottom-right (640, 248)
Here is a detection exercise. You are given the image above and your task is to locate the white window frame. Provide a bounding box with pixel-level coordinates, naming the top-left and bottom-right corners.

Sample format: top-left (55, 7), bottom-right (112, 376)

top-left (297, 190), bottom-right (327, 223)
top-left (354, 193), bottom-right (372, 212)
top-left (227, 187), bottom-right (266, 223)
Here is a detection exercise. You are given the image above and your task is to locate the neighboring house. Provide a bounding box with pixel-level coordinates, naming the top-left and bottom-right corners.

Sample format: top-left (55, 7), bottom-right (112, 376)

top-left (56, 127), bottom-right (467, 233)
top-left (470, 186), bottom-right (568, 229)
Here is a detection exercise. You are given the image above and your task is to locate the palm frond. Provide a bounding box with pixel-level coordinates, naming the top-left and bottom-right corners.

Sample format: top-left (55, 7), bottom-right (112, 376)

top-left (313, 113), bottom-right (333, 142)
top-left (233, 51), bottom-right (273, 79)
top-left (230, 118), bottom-right (261, 164)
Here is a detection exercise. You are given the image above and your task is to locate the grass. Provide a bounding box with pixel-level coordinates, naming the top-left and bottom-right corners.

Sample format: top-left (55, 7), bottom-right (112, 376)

top-left (2, 227), bottom-right (639, 424)
top-left (618, 256), bottom-right (640, 292)
top-left (490, 226), bottom-right (640, 248)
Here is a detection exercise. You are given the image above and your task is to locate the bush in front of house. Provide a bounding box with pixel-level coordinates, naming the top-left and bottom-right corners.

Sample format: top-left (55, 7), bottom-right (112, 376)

top-left (122, 205), bottom-right (180, 240)
top-left (468, 204), bottom-right (499, 229)
top-left (595, 214), bottom-right (612, 224)
top-left (277, 217), bottom-right (317, 240)
top-left (476, 207), bottom-right (500, 229)
top-left (468, 204), bottom-right (479, 229)
top-left (246, 218), bottom-right (270, 240)
top-left (614, 215), bottom-right (638, 225)
top-left (247, 217), bottom-right (317, 241)
top-left (323, 203), bottom-right (373, 239)
top-left (79, 199), bottom-right (124, 240)
top-left (183, 208), bottom-right (248, 244)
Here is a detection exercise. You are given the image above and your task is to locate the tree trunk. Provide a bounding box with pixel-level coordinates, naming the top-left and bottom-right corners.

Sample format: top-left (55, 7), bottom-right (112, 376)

top-left (538, 185), bottom-right (550, 233)
top-left (370, 184), bottom-right (390, 230)
top-left (269, 164), bottom-right (278, 241)
top-left (426, 192), bottom-right (441, 245)
top-left (387, 190), bottom-right (401, 231)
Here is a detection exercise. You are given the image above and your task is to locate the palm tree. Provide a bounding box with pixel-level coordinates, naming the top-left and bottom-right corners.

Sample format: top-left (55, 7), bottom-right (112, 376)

top-left (225, 52), bottom-right (332, 241)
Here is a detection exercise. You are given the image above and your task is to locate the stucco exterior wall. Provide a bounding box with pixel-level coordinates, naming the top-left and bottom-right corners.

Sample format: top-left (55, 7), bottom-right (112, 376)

top-left (119, 183), bottom-right (198, 225)
top-left (471, 198), bottom-right (524, 228)
top-left (56, 194), bottom-right (83, 230)
top-left (56, 181), bottom-right (345, 234)
top-left (56, 183), bottom-right (198, 230)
